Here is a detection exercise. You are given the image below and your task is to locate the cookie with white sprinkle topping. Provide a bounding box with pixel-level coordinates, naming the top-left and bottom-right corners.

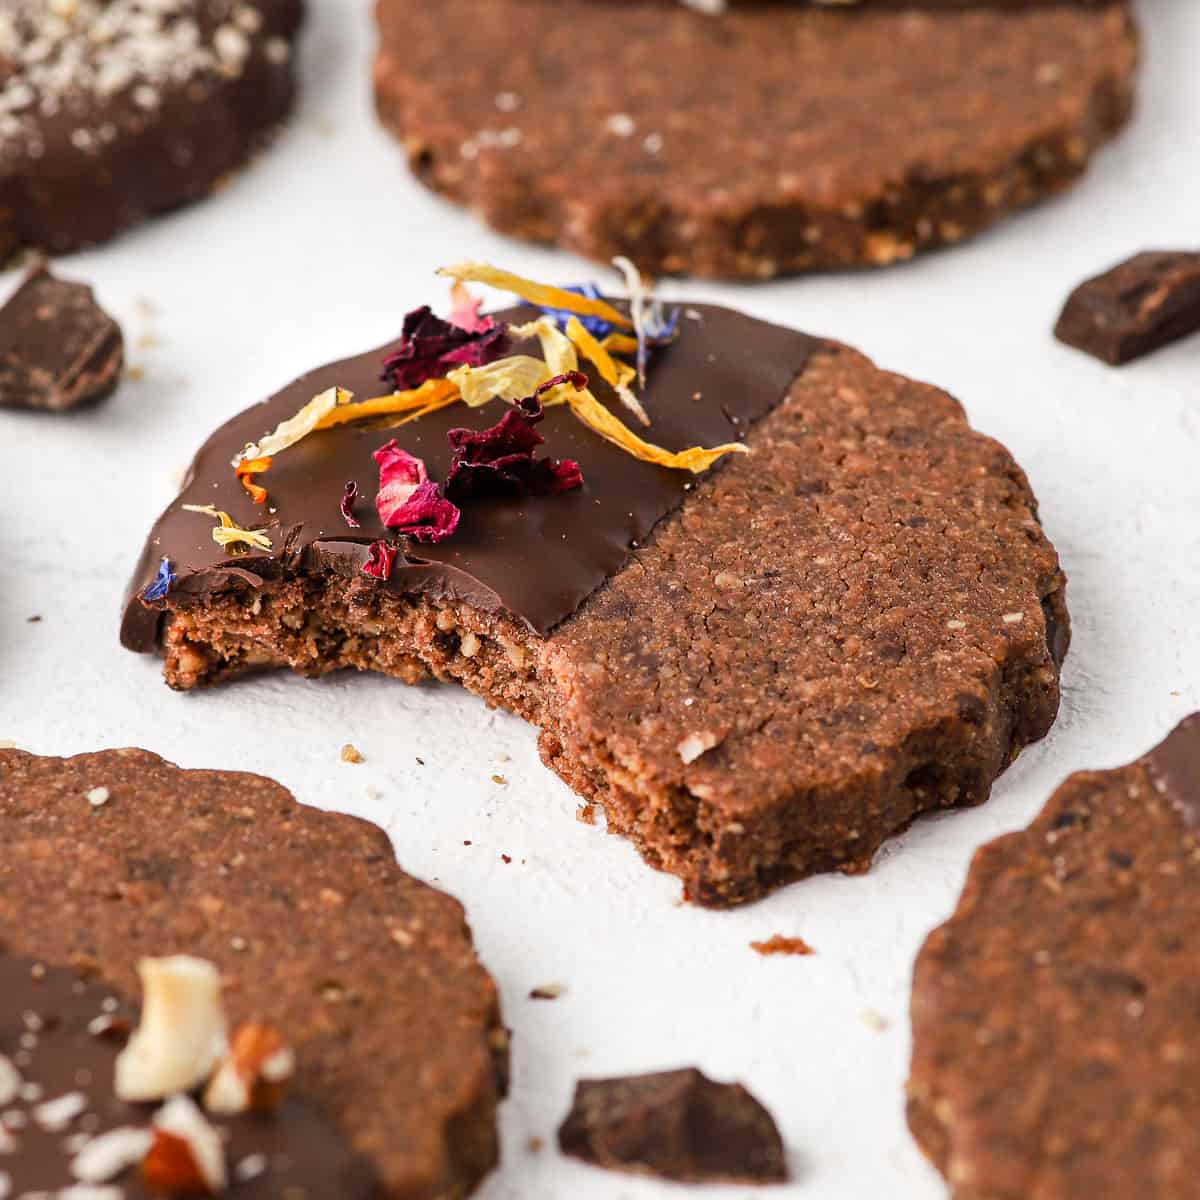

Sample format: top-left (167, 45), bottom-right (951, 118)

top-left (0, 0), bottom-right (302, 258)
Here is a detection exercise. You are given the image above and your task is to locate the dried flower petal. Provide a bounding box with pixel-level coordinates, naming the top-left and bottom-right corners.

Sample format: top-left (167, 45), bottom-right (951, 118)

top-left (381, 305), bottom-right (510, 392)
top-left (445, 373), bottom-right (587, 502)
top-left (564, 315), bottom-right (647, 426)
top-left (233, 387), bottom-right (351, 467)
top-left (317, 379), bottom-right (462, 430)
top-left (446, 355), bottom-right (550, 408)
top-left (340, 481), bottom-right (361, 528)
top-left (539, 282), bottom-right (614, 339)
top-left (142, 558), bottom-right (174, 602)
top-left (236, 456), bottom-right (272, 505)
top-left (363, 541), bottom-right (397, 580)
top-left (438, 263), bottom-right (632, 330)
top-left (448, 282), bottom-right (494, 333)
top-left (373, 441), bottom-right (461, 542)
top-left (612, 256), bottom-right (680, 387)
top-left (181, 505), bottom-right (273, 553)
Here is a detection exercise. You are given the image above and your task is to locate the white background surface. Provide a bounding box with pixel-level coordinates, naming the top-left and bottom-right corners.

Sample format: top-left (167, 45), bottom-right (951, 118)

top-left (2, 3), bottom-right (1198, 1196)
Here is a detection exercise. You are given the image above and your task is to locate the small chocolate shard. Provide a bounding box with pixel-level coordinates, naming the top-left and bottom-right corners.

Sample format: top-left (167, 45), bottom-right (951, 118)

top-left (558, 1067), bottom-right (788, 1184)
top-left (0, 264), bottom-right (123, 410)
top-left (1054, 251), bottom-right (1200, 366)
top-left (1144, 713), bottom-right (1200, 830)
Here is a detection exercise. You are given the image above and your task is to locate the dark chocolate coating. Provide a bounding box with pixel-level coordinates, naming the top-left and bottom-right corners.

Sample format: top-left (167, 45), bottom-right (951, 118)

top-left (1145, 713), bottom-right (1200, 830)
top-left (0, 263), bottom-right (123, 410)
top-left (0, 955), bottom-right (379, 1198)
top-left (558, 1067), bottom-right (788, 1184)
top-left (121, 303), bottom-right (819, 646)
top-left (1055, 251), bottom-right (1200, 365)
top-left (0, 0), bottom-right (302, 258)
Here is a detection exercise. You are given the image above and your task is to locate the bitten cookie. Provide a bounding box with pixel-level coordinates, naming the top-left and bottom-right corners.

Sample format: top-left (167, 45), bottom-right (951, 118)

top-left (373, 0), bottom-right (1136, 278)
top-left (0, 747), bottom-right (508, 1199)
top-left (0, 0), bottom-right (302, 258)
top-left (121, 270), bottom-right (1069, 906)
top-left (908, 715), bottom-right (1200, 1200)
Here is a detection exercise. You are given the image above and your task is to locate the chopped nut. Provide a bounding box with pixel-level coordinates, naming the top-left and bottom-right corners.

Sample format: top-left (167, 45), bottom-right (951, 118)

top-left (86, 786), bottom-right (110, 808)
top-left (460, 631), bottom-right (481, 658)
top-left (340, 743), bottom-right (364, 764)
top-left (1002, 611), bottom-right (1025, 625)
top-left (529, 983), bottom-right (566, 1000)
top-left (204, 1023), bottom-right (295, 1116)
top-left (115, 957), bottom-right (227, 1103)
top-left (72, 1127), bottom-right (155, 1184)
top-left (33, 1091), bottom-right (87, 1132)
top-left (677, 730), bottom-right (721, 765)
top-left (143, 1096), bottom-right (226, 1196)
top-left (0, 1056), bottom-right (20, 1106)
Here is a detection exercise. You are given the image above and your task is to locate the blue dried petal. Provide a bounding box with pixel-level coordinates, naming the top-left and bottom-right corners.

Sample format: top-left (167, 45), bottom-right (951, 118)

top-left (143, 557), bottom-right (174, 602)
top-left (539, 284), bottom-right (614, 340)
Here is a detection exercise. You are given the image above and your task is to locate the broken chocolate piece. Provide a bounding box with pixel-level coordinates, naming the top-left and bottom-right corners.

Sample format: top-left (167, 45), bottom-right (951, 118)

top-left (558, 1067), bottom-right (788, 1184)
top-left (1054, 251), bottom-right (1200, 365)
top-left (0, 264), bottom-right (123, 411)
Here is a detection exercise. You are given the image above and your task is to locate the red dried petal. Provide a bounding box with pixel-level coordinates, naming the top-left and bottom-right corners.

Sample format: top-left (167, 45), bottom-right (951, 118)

top-left (379, 480), bottom-right (460, 543)
top-left (381, 306), bottom-right (509, 391)
top-left (340, 481), bottom-right (361, 528)
top-left (363, 541), bottom-right (397, 580)
top-left (448, 282), bottom-right (494, 334)
top-left (373, 440), bottom-right (429, 523)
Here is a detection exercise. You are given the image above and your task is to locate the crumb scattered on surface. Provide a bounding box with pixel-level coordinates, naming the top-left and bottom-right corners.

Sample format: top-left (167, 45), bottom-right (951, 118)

top-left (526, 1136), bottom-right (544, 1154)
top-left (415, 756), bottom-right (425, 766)
top-left (860, 1009), bottom-right (889, 1032)
top-left (365, 785), bottom-right (382, 801)
top-left (491, 774), bottom-right (508, 786)
top-left (751, 935), bottom-right (814, 957)
top-left (529, 984), bottom-right (566, 1001)
top-left (501, 854), bottom-right (512, 864)
top-left (576, 803), bottom-right (597, 826)
top-left (340, 744), bottom-right (364, 764)
top-left (127, 364), bottom-right (146, 381)
top-left (494, 752), bottom-right (511, 763)
top-left (26, 615), bottom-right (41, 623)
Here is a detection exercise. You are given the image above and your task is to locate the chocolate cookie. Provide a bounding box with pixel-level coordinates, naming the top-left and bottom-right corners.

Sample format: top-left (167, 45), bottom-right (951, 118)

top-left (0, 0), bottom-right (302, 258)
top-left (908, 715), bottom-right (1200, 1200)
top-left (121, 284), bottom-right (1068, 907)
top-left (373, 0), bottom-right (1136, 278)
top-left (0, 747), bottom-right (508, 1198)
top-left (0, 263), bottom-right (123, 410)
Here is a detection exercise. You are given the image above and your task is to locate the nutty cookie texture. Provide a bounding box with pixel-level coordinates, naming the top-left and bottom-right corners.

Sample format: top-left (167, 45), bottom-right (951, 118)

top-left (908, 716), bottom-right (1200, 1200)
top-left (121, 295), bottom-right (1069, 908)
top-left (0, 0), bottom-right (302, 258)
top-left (373, 0), bottom-right (1136, 278)
top-left (0, 747), bottom-right (509, 1199)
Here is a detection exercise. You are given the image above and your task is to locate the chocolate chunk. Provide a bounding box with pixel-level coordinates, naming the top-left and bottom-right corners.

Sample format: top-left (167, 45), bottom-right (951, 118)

top-left (0, 264), bottom-right (123, 411)
top-left (909, 715), bottom-right (1200, 1199)
top-left (0, 1), bottom-right (302, 257)
top-left (0, 747), bottom-right (509, 1199)
top-left (558, 1068), bottom-right (788, 1184)
top-left (374, 0), bottom-right (1136, 278)
top-left (1055, 251), bottom-right (1200, 365)
top-left (0, 956), bottom-right (379, 1198)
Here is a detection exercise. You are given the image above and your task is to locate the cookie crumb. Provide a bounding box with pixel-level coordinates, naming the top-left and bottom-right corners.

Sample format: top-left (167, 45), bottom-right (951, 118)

top-left (526, 1135), bottom-right (544, 1154)
top-left (860, 1009), bottom-right (889, 1032)
top-left (501, 854), bottom-right (512, 864)
top-left (491, 774), bottom-right (508, 786)
top-left (529, 983), bottom-right (566, 1001)
top-left (576, 803), bottom-right (597, 825)
top-left (340, 744), bottom-right (364, 764)
top-left (26, 615), bottom-right (41, 623)
top-left (750, 935), bottom-right (813, 957)
top-left (86, 787), bottom-right (110, 808)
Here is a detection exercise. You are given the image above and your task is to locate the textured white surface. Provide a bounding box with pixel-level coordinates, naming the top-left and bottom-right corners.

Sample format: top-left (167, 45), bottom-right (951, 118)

top-left (2, 3), bottom-right (1198, 1196)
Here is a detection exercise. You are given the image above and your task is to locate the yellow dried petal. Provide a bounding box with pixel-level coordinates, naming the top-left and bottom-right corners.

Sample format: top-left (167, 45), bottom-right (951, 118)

top-left (233, 386), bottom-right (352, 466)
top-left (181, 505), bottom-right (273, 552)
top-left (446, 356), bottom-right (550, 408)
top-left (509, 318), bottom-right (580, 403)
top-left (600, 332), bottom-right (640, 356)
top-left (565, 316), bottom-right (647, 427)
top-left (315, 379), bottom-right (459, 429)
top-left (566, 390), bottom-right (748, 474)
top-left (438, 262), bottom-right (632, 329)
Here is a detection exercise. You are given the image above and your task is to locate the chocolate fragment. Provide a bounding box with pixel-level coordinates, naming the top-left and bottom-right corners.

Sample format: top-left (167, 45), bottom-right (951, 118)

top-left (1055, 251), bottom-right (1200, 365)
top-left (559, 1068), bottom-right (788, 1184)
top-left (0, 0), bottom-right (303, 258)
top-left (374, 0), bottom-right (1136, 278)
top-left (0, 747), bottom-right (508, 1199)
top-left (0, 955), bottom-right (378, 1198)
top-left (909, 714), bottom-right (1200, 1199)
top-left (0, 264), bottom-right (123, 410)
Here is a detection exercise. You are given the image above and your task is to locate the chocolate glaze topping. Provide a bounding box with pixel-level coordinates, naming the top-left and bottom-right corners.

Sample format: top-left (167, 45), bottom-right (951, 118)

top-left (0, 954), bottom-right (379, 1198)
top-left (121, 303), bottom-right (820, 647)
top-left (1145, 714), bottom-right (1200, 831)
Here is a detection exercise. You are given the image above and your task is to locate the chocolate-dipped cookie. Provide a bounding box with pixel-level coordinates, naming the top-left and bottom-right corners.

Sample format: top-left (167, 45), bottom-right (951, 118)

top-left (373, 0), bottom-right (1136, 278)
top-left (0, 0), bottom-right (302, 258)
top-left (0, 747), bottom-right (508, 1199)
top-left (121, 271), bottom-right (1068, 906)
top-left (909, 716), bottom-right (1200, 1200)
